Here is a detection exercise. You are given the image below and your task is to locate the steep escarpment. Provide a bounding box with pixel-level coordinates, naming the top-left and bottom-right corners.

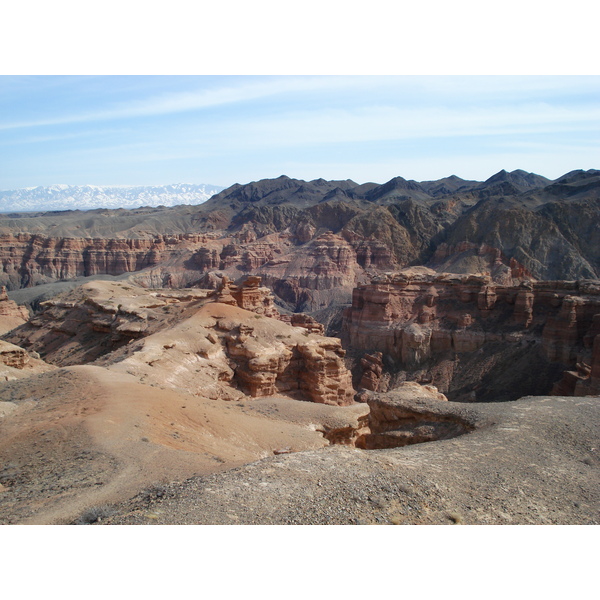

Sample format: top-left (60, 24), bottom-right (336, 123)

top-left (0, 233), bottom-right (211, 290)
top-left (343, 269), bottom-right (600, 401)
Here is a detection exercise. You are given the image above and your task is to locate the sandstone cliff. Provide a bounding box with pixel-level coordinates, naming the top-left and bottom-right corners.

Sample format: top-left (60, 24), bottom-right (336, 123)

top-left (0, 285), bottom-right (29, 334)
top-left (0, 233), bottom-right (210, 290)
top-left (343, 269), bottom-right (600, 401)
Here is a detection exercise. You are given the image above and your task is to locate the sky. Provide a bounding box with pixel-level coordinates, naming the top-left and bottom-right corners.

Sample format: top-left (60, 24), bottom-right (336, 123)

top-left (1, 75), bottom-right (599, 190)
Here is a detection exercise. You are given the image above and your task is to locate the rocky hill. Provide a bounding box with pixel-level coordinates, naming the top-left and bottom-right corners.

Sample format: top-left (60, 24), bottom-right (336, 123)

top-left (2, 170), bottom-right (598, 317)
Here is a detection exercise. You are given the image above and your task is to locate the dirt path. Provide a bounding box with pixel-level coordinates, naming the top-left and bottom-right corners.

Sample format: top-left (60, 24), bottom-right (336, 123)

top-left (0, 365), bottom-right (368, 524)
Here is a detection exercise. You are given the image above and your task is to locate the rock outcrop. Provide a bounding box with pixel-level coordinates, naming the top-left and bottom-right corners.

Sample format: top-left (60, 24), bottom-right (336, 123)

top-left (0, 286), bottom-right (29, 334)
top-left (359, 352), bottom-right (384, 391)
top-left (551, 312), bottom-right (600, 396)
top-left (225, 319), bottom-right (354, 405)
top-left (4, 279), bottom-right (356, 406)
top-left (3, 281), bottom-right (212, 365)
top-left (256, 232), bottom-right (360, 311)
top-left (356, 384), bottom-right (471, 450)
top-left (0, 340), bottom-right (30, 369)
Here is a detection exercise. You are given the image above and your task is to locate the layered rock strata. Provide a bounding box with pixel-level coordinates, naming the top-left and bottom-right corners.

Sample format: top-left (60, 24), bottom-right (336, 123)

top-left (4, 279), bottom-right (356, 406)
top-left (0, 233), bottom-right (205, 289)
top-left (355, 384), bottom-right (474, 450)
top-left (225, 319), bottom-right (354, 405)
top-left (256, 232), bottom-right (360, 310)
top-left (0, 340), bottom-right (30, 369)
top-left (359, 352), bottom-right (384, 391)
top-left (343, 269), bottom-right (600, 399)
top-left (0, 286), bottom-right (29, 334)
top-left (551, 313), bottom-right (600, 396)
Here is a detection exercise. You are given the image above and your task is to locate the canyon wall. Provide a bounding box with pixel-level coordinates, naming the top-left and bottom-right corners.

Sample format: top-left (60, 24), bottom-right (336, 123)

top-left (343, 269), bottom-right (600, 400)
top-left (0, 233), bottom-right (214, 290)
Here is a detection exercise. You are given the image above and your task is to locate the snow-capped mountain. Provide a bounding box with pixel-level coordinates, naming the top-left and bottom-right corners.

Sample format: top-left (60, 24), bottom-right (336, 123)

top-left (0, 183), bottom-right (224, 212)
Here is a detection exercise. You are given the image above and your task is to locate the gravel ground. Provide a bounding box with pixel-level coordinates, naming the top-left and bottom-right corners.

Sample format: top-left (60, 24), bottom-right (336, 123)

top-left (100, 394), bottom-right (600, 525)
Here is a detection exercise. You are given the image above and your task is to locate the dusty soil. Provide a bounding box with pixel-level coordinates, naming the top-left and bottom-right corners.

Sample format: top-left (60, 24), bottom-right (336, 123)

top-left (100, 394), bottom-right (600, 525)
top-left (0, 365), bottom-right (368, 524)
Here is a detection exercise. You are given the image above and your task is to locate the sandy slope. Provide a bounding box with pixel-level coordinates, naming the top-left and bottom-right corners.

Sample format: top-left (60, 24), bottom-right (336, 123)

top-left (0, 364), bottom-right (367, 524)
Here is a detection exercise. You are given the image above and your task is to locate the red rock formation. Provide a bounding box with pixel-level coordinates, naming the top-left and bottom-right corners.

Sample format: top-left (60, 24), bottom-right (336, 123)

top-left (0, 233), bottom-right (181, 289)
top-left (0, 340), bottom-right (30, 369)
top-left (553, 312), bottom-right (600, 396)
top-left (256, 232), bottom-right (360, 309)
top-left (6, 278), bottom-right (356, 406)
top-left (4, 281), bottom-right (212, 365)
top-left (0, 285), bottom-right (29, 334)
top-left (213, 276), bottom-right (240, 306)
top-left (229, 276), bottom-right (280, 318)
top-left (191, 247), bottom-right (220, 271)
top-left (353, 240), bottom-right (397, 269)
top-left (0, 286), bottom-right (28, 321)
top-left (278, 313), bottom-right (325, 335)
top-left (241, 243), bottom-right (282, 271)
top-left (296, 340), bottom-right (354, 405)
top-left (222, 318), bottom-right (354, 405)
top-left (513, 285), bottom-right (535, 327)
top-left (589, 332), bottom-right (600, 394)
top-left (359, 352), bottom-right (384, 391)
top-left (343, 270), bottom-right (600, 398)
top-left (219, 244), bottom-right (239, 270)
top-left (356, 384), bottom-right (459, 450)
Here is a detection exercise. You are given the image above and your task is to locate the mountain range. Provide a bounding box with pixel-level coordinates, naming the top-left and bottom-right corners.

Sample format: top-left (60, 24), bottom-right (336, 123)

top-left (0, 183), bottom-right (224, 212)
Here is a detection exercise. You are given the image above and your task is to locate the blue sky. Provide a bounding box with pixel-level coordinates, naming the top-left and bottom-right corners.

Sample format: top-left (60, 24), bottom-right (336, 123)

top-left (1, 75), bottom-right (599, 190)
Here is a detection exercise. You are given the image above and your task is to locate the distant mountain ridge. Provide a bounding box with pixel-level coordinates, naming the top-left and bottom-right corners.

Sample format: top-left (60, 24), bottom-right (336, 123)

top-left (0, 168), bottom-right (598, 297)
top-left (0, 183), bottom-right (224, 212)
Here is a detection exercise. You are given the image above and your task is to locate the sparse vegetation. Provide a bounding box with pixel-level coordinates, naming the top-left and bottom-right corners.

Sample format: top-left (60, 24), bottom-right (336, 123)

top-left (74, 505), bottom-right (115, 525)
top-left (447, 512), bottom-right (463, 524)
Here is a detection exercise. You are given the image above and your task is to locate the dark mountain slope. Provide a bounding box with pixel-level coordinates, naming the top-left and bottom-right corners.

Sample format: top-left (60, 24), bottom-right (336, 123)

top-left (0, 170), bottom-right (598, 299)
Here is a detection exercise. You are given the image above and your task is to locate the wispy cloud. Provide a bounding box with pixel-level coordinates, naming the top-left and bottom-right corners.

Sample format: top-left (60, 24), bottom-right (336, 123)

top-left (0, 76), bottom-right (380, 131)
top-left (176, 102), bottom-right (600, 151)
top-left (0, 128), bottom-right (129, 146)
top-left (1, 75), bottom-right (598, 188)
top-left (37, 100), bottom-right (598, 169)
top-left (3, 76), bottom-right (598, 132)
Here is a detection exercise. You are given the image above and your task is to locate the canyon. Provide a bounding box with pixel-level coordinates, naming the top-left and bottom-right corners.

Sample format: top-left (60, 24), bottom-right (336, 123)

top-left (343, 269), bottom-right (600, 401)
top-left (0, 170), bottom-right (598, 525)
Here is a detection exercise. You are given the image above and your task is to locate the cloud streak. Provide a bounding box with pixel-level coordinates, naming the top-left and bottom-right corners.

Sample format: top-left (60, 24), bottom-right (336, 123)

top-left (0, 76), bottom-right (385, 131)
top-left (1, 75), bottom-right (598, 189)
top-left (2, 76), bottom-right (598, 132)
